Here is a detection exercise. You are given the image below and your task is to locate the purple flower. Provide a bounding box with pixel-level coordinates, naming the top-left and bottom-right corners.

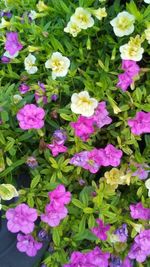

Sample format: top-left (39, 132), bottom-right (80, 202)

top-left (19, 83), bottom-right (30, 94)
top-left (51, 94), bottom-right (58, 101)
top-left (26, 156), bottom-right (38, 168)
top-left (99, 144), bottom-right (123, 167)
top-left (47, 142), bottom-right (68, 157)
top-left (53, 129), bottom-right (67, 145)
top-left (115, 224), bottom-right (128, 242)
top-left (1, 55), bottom-right (10, 63)
top-left (130, 202), bottom-right (150, 220)
top-left (134, 229), bottom-right (150, 253)
top-left (0, 11), bottom-right (12, 18)
top-left (121, 257), bottom-right (133, 267)
top-left (91, 219), bottom-right (110, 240)
top-left (38, 229), bottom-right (50, 241)
top-left (109, 256), bottom-right (122, 267)
top-left (128, 111), bottom-right (150, 135)
top-left (17, 233), bottom-right (42, 257)
top-left (70, 116), bottom-right (95, 141)
top-left (6, 203), bottom-right (38, 234)
top-left (122, 60), bottom-right (140, 77)
top-left (5, 32), bottom-right (23, 56)
top-left (17, 104), bottom-right (45, 130)
top-left (128, 242), bottom-right (147, 263)
top-left (117, 73), bottom-right (132, 92)
top-left (35, 82), bottom-right (47, 105)
top-left (41, 185), bottom-right (71, 227)
top-left (92, 101), bottom-right (112, 128)
top-left (132, 163), bottom-right (150, 180)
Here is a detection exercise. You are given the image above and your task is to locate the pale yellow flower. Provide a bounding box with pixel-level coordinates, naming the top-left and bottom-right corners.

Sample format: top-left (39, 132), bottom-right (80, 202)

top-left (92, 7), bottom-right (107, 20)
top-left (71, 7), bottom-right (94, 30)
top-left (24, 53), bottom-right (38, 74)
top-left (145, 27), bottom-right (150, 44)
top-left (110, 11), bottom-right (135, 37)
top-left (36, 1), bottom-right (48, 12)
top-left (120, 35), bottom-right (144, 61)
top-left (0, 184), bottom-right (18, 201)
top-left (71, 90), bottom-right (98, 117)
top-left (104, 168), bottom-right (131, 188)
top-left (145, 178), bottom-right (150, 197)
top-left (0, 17), bottom-right (10, 29)
top-left (64, 21), bottom-right (81, 37)
top-left (45, 52), bottom-right (70, 80)
top-left (144, 0), bottom-right (150, 3)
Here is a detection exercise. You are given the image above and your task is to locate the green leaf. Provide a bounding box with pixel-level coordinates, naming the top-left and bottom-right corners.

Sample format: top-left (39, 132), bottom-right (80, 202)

top-left (72, 198), bottom-right (85, 209)
top-left (52, 228), bottom-right (60, 246)
top-left (31, 175), bottom-right (41, 189)
top-left (126, 1), bottom-right (143, 21)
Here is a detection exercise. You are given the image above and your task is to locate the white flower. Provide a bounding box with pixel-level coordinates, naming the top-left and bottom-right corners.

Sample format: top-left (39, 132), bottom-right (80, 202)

top-left (0, 17), bottom-right (10, 29)
top-left (71, 91), bottom-right (98, 117)
top-left (145, 178), bottom-right (150, 197)
top-left (92, 7), bottom-right (107, 20)
top-left (29, 10), bottom-right (38, 20)
top-left (71, 7), bottom-right (94, 30)
top-left (45, 52), bottom-right (70, 80)
top-left (110, 11), bottom-right (135, 37)
top-left (24, 53), bottom-right (38, 74)
top-left (145, 27), bottom-right (150, 44)
top-left (119, 35), bottom-right (144, 61)
top-left (64, 21), bottom-right (81, 37)
top-left (144, 0), bottom-right (150, 3)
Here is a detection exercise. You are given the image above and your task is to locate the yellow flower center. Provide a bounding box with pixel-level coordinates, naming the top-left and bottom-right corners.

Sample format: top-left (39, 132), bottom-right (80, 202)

top-left (117, 17), bottom-right (132, 30)
top-left (52, 59), bottom-right (63, 72)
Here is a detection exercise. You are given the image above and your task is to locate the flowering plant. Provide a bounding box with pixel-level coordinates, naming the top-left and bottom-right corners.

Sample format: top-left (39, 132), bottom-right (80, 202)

top-left (0, 0), bottom-right (150, 266)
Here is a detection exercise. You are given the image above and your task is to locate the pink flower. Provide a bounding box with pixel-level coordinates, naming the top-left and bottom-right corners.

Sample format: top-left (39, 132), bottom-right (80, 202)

top-left (117, 73), bottom-right (132, 92)
top-left (84, 149), bottom-right (102, 173)
top-left (87, 247), bottom-right (110, 267)
top-left (93, 102), bottom-right (112, 128)
top-left (19, 83), bottom-right (30, 94)
top-left (6, 203), bottom-right (38, 234)
top-left (98, 144), bottom-right (123, 167)
top-left (122, 60), bottom-right (140, 77)
top-left (41, 185), bottom-right (71, 227)
top-left (48, 184), bottom-right (71, 207)
top-left (17, 104), bottom-right (45, 130)
top-left (91, 219), bottom-right (110, 240)
top-left (70, 116), bottom-right (95, 141)
top-left (130, 202), bottom-right (150, 220)
top-left (17, 233), bottom-right (42, 257)
top-left (41, 202), bottom-right (68, 227)
top-left (5, 32), bottom-right (23, 56)
top-left (128, 111), bottom-right (150, 135)
top-left (47, 142), bottom-right (67, 157)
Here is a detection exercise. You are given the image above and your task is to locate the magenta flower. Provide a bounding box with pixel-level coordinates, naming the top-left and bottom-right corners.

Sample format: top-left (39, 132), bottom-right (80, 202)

top-left (70, 116), bottom-right (95, 141)
top-left (117, 60), bottom-right (140, 92)
top-left (17, 233), bottom-right (42, 257)
top-left (122, 60), bottom-right (140, 77)
top-left (47, 142), bottom-right (67, 157)
top-left (130, 202), bottom-right (150, 220)
top-left (128, 111), bottom-right (150, 135)
top-left (19, 83), bottom-right (30, 94)
top-left (91, 219), bottom-right (110, 240)
top-left (17, 104), bottom-right (45, 130)
top-left (121, 257), bottom-right (133, 267)
top-left (5, 32), bottom-right (23, 56)
top-left (63, 247), bottom-right (110, 267)
top-left (93, 101), bottom-right (112, 128)
top-left (99, 144), bottom-right (123, 167)
top-left (6, 203), bottom-right (38, 234)
top-left (41, 185), bottom-right (71, 227)
top-left (48, 184), bottom-right (71, 207)
top-left (117, 73), bottom-right (132, 92)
